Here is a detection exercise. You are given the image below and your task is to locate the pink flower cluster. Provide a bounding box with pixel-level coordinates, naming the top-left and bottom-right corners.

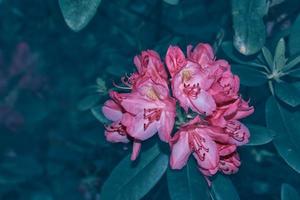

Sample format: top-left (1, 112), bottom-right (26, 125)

top-left (102, 43), bottom-right (254, 178)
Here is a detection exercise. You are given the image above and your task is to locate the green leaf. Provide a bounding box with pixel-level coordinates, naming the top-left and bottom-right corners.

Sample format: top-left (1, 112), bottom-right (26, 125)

top-left (211, 174), bottom-right (240, 200)
top-left (289, 14), bottom-right (300, 55)
top-left (163, 0), bottom-right (180, 5)
top-left (91, 105), bottom-right (109, 124)
top-left (222, 42), bottom-right (267, 69)
top-left (100, 145), bottom-right (168, 200)
top-left (167, 159), bottom-right (210, 200)
top-left (262, 47), bottom-right (274, 69)
top-left (274, 82), bottom-right (300, 107)
top-left (283, 55), bottom-right (300, 72)
top-left (289, 68), bottom-right (300, 78)
top-left (266, 96), bottom-right (300, 173)
top-left (231, 0), bottom-right (268, 55)
top-left (231, 64), bottom-right (268, 86)
top-left (281, 184), bottom-right (300, 200)
top-left (274, 38), bottom-right (287, 70)
top-left (245, 124), bottom-right (275, 146)
top-left (59, 0), bottom-right (102, 32)
top-left (77, 94), bottom-right (100, 111)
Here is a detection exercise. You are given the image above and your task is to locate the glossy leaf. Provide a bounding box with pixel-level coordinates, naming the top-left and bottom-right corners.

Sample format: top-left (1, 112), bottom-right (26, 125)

top-left (289, 14), bottom-right (300, 55)
top-left (231, 0), bottom-right (268, 55)
top-left (274, 38), bottom-right (287, 70)
top-left (281, 184), bottom-right (300, 200)
top-left (167, 159), bottom-right (210, 200)
top-left (246, 124), bottom-right (275, 146)
top-left (274, 82), bottom-right (300, 107)
top-left (211, 174), bottom-right (240, 200)
top-left (59, 0), bottom-right (102, 31)
top-left (100, 145), bottom-right (168, 200)
top-left (231, 64), bottom-right (267, 86)
top-left (266, 96), bottom-right (300, 173)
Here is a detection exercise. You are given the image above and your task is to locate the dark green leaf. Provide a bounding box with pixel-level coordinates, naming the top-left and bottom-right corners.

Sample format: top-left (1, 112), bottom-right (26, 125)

top-left (59, 0), bottom-right (102, 31)
top-left (231, 64), bottom-right (267, 86)
top-left (262, 47), bottom-right (274, 69)
top-left (91, 105), bottom-right (109, 123)
top-left (211, 174), bottom-right (240, 200)
top-left (281, 184), bottom-right (300, 200)
top-left (274, 82), bottom-right (300, 107)
top-left (246, 124), bottom-right (275, 146)
top-left (167, 159), bottom-right (210, 200)
top-left (274, 38), bottom-right (287, 70)
top-left (289, 14), bottom-right (300, 55)
top-left (100, 145), bottom-right (168, 200)
top-left (231, 0), bottom-right (268, 55)
top-left (77, 94), bottom-right (100, 111)
top-left (266, 96), bottom-right (300, 173)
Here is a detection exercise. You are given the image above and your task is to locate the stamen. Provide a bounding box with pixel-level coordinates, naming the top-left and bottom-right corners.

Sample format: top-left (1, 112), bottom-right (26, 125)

top-left (143, 108), bottom-right (162, 130)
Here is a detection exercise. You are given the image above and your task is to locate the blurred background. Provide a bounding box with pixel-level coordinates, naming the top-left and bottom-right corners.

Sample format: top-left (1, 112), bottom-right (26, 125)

top-left (0, 0), bottom-right (300, 199)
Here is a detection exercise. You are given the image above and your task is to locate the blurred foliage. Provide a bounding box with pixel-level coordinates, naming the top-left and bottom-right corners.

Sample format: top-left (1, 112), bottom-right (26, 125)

top-left (0, 0), bottom-right (300, 200)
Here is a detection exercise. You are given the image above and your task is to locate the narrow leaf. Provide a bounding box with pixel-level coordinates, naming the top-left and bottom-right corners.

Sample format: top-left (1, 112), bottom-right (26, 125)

top-left (231, 0), bottom-right (268, 55)
top-left (100, 145), bottom-right (168, 200)
top-left (59, 0), bottom-right (102, 31)
top-left (163, 0), bottom-right (180, 5)
top-left (167, 159), bottom-right (210, 200)
top-left (266, 96), bottom-right (300, 173)
top-left (262, 47), bottom-right (274, 69)
top-left (91, 105), bottom-right (109, 124)
top-left (283, 55), bottom-right (300, 72)
top-left (246, 124), bottom-right (275, 146)
top-left (274, 38), bottom-right (287, 70)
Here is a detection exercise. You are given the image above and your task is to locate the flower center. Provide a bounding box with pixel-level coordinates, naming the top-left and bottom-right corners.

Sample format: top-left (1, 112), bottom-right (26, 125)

top-left (182, 70), bottom-right (192, 82)
top-left (146, 88), bottom-right (159, 100)
top-left (143, 108), bottom-right (162, 130)
top-left (183, 83), bottom-right (201, 98)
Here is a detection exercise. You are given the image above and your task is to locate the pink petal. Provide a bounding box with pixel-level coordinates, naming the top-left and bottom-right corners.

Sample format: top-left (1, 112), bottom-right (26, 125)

top-left (170, 131), bottom-right (192, 169)
top-left (122, 113), bottom-right (158, 141)
top-left (102, 100), bottom-right (123, 121)
top-left (192, 131), bottom-right (219, 171)
top-left (165, 46), bottom-right (187, 77)
top-left (131, 140), bottom-right (142, 161)
top-left (225, 120), bottom-right (250, 146)
top-left (189, 90), bottom-right (216, 116)
top-left (157, 111), bottom-right (175, 142)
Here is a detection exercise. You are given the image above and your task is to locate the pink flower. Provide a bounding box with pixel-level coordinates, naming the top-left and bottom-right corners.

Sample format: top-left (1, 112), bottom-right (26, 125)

top-left (166, 46), bottom-right (216, 115)
top-left (169, 117), bottom-right (219, 176)
top-left (134, 50), bottom-right (168, 80)
top-left (219, 152), bottom-right (241, 175)
top-left (187, 43), bottom-right (214, 65)
top-left (120, 78), bottom-right (176, 142)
